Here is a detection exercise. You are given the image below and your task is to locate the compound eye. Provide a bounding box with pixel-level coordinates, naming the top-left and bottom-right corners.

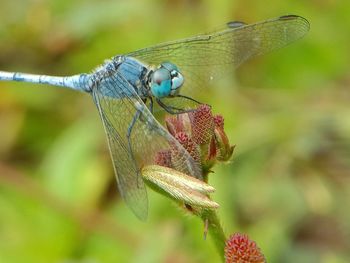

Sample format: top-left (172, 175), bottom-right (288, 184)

top-left (150, 68), bottom-right (172, 98)
top-left (160, 62), bottom-right (184, 96)
top-left (152, 68), bottom-right (170, 83)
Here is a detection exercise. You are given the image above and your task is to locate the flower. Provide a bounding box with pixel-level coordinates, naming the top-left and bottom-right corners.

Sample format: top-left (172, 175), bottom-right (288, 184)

top-left (143, 104), bottom-right (237, 257)
top-left (225, 233), bottom-right (266, 263)
top-left (145, 104), bottom-right (234, 212)
top-left (159, 104), bottom-right (235, 177)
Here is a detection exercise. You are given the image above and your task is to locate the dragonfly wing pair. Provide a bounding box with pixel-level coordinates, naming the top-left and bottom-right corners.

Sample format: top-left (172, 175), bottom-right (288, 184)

top-left (92, 71), bottom-right (201, 220)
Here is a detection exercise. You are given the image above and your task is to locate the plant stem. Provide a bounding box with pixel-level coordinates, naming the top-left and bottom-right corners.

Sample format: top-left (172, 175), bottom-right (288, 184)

top-left (197, 209), bottom-right (226, 262)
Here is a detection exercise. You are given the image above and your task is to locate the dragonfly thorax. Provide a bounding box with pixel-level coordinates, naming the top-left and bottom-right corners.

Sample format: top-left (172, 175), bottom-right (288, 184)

top-left (149, 62), bottom-right (184, 98)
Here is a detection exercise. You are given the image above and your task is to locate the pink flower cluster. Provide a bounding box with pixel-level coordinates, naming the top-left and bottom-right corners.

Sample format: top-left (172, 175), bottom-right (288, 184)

top-left (155, 104), bottom-right (234, 178)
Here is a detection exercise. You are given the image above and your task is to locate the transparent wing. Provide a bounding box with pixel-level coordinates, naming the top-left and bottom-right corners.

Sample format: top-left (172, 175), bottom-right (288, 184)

top-left (92, 70), bottom-right (201, 220)
top-left (129, 15), bottom-right (309, 97)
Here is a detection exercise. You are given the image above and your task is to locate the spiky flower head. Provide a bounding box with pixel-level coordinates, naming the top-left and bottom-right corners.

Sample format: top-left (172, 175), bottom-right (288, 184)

top-left (190, 104), bottom-right (215, 145)
top-left (161, 104), bottom-right (234, 177)
top-left (225, 233), bottom-right (266, 263)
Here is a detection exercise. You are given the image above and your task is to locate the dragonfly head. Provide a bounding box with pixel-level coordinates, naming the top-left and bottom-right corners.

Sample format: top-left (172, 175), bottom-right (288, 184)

top-left (150, 62), bottom-right (184, 98)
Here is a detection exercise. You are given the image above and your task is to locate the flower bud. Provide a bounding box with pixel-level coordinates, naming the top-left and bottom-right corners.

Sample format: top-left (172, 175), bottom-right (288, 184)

top-left (213, 115), bottom-right (234, 162)
top-left (142, 165), bottom-right (219, 209)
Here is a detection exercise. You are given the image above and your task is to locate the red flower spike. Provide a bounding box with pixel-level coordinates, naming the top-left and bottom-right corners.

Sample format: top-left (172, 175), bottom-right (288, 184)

top-left (174, 132), bottom-right (200, 162)
top-left (191, 104), bottom-right (215, 145)
top-left (225, 233), bottom-right (266, 263)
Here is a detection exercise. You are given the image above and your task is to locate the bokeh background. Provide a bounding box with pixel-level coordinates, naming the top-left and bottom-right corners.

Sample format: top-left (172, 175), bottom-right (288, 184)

top-left (0, 0), bottom-right (349, 262)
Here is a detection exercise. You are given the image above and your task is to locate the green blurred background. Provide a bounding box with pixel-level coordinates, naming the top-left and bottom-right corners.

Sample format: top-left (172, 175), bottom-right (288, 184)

top-left (0, 0), bottom-right (349, 262)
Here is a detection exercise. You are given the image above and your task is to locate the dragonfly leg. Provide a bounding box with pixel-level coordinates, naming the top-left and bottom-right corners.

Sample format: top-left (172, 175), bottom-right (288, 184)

top-left (156, 98), bottom-right (193, 114)
top-left (148, 97), bottom-right (154, 113)
top-left (176, 94), bottom-right (203, 105)
top-left (156, 98), bottom-right (201, 115)
top-left (141, 97), bottom-right (153, 113)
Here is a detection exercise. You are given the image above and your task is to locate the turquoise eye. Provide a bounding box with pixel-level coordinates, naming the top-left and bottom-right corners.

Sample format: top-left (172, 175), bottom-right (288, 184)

top-left (150, 68), bottom-right (172, 98)
top-left (150, 62), bottom-right (184, 98)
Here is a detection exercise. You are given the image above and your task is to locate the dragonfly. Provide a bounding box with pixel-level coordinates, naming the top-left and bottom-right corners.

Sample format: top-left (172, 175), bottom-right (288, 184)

top-left (0, 15), bottom-right (309, 220)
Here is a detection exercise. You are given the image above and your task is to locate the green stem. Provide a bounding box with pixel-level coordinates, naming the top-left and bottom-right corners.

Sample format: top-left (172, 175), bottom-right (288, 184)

top-left (198, 209), bottom-right (226, 262)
